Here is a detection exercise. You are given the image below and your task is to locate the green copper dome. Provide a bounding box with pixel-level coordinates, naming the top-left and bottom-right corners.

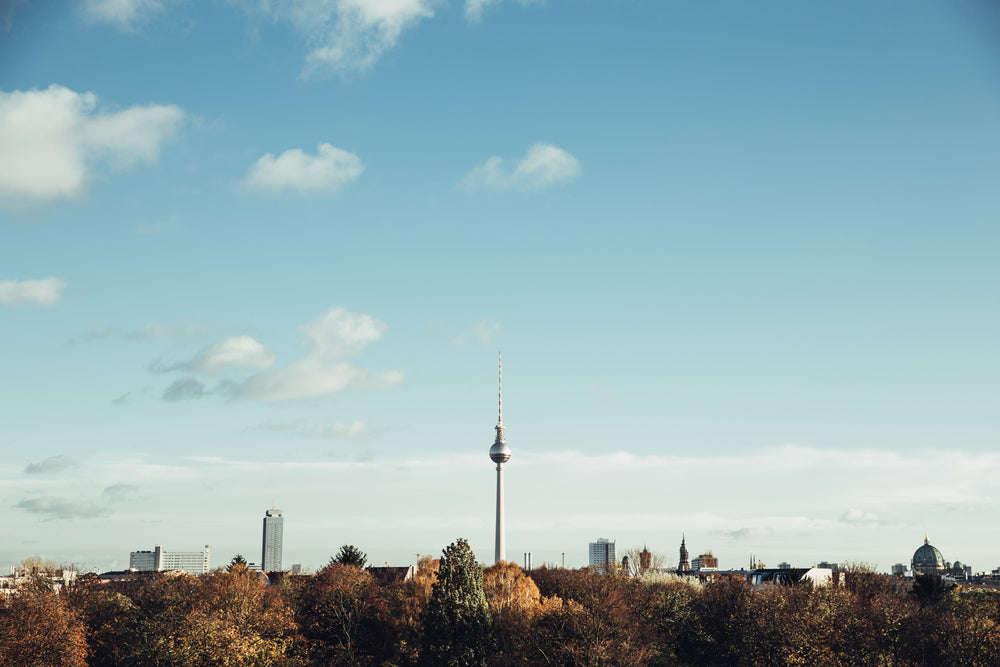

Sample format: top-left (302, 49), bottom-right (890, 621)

top-left (911, 535), bottom-right (945, 574)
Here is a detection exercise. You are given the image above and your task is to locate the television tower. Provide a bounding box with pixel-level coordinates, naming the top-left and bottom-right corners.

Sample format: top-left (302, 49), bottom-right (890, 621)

top-left (489, 351), bottom-right (511, 563)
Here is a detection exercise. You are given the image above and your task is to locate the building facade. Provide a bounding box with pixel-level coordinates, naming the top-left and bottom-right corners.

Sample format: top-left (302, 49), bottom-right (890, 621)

top-left (262, 507), bottom-right (284, 572)
top-left (589, 538), bottom-right (616, 573)
top-left (129, 545), bottom-right (211, 574)
top-left (692, 552), bottom-right (718, 573)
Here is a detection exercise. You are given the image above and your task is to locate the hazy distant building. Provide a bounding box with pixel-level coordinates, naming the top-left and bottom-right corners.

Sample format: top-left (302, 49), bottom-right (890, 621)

top-left (692, 552), bottom-right (718, 573)
top-left (912, 535), bottom-right (945, 575)
top-left (677, 535), bottom-right (691, 573)
top-left (129, 545), bottom-right (210, 574)
top-left (777, 562), bottom-right (791, 570)
top-left (639, 546), bottom-right (652, 572)
top-left (589, 538), bottom-right (616, 573)
top-left (892, 563), bottom-right (908, 576)
top-left (262, 507), bottom-right (284, 572)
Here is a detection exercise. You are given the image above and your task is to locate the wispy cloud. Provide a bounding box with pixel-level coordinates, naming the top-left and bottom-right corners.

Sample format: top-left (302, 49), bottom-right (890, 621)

top-left (453, 319), bottom-right (501, 346)
top-left (102, 483), bottom-right (139, 501)
top-left (82, 0), bottom-right (165, 31)
top-left (0, 85), bottom-right (184, 209)
top-left (125, 320), bottom-right (215, 342)
top-left (243, 142), bottom-right (364, 194)
top-left (250, 418), bottom-right (372, 439)
top-left (153, 335), bottom-right (275, 376)
top-left (724, 526), bottom-right (775, 540)
top-left (464, 0), bottom-right (501, 22)
top-left (0, 0), bottom-right (27, 31)
top-left (24, 455), bottom-right (78, 475)
top-left (0, 277), bottom-right (66, 306)
top-left (465, 0), bottom-right (541, 23)
top-left (15, 497), bottom-right (112, 520)
top-left (162, 377), bottom-right (207, 402)
top-left (460, 143), bottom-right (580, 191)
top-left (253, 0), bottom-right (435, 77)
top-left (235, 307), bottom-right (403, 401)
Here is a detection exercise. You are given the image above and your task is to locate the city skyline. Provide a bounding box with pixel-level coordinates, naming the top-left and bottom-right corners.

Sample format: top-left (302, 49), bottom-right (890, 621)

top-left (1, 1), bottom-right (999, 573)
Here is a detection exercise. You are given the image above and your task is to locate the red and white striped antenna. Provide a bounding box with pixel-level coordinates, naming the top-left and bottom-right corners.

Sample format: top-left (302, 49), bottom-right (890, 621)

top-left (498, 350), bottom-right (502, 425)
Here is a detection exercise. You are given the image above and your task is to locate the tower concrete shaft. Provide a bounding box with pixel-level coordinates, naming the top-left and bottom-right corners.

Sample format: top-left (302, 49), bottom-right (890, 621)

top-left (495, 458), bottom-right (505, 562)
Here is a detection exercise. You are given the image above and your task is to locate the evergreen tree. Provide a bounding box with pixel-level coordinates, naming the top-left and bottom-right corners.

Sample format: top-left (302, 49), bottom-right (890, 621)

top-left (227, 553), bottom-right (248, 573)
top-left (422, 538), bottom-right (493, 666)
top-left (332, 544), bottom-right (368, 569)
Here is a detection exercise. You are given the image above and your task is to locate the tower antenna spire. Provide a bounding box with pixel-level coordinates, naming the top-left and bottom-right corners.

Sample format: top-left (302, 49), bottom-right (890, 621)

top-left (498, 350), bottom-right (502, 425)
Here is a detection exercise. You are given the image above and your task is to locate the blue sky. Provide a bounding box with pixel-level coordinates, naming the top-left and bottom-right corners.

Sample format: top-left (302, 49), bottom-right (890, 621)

top-left (1, 0), bottom-right (998, 573)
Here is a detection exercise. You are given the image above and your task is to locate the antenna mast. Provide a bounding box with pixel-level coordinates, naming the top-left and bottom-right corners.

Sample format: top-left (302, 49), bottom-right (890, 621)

top-left (498, 350), bottom-right (502, 424)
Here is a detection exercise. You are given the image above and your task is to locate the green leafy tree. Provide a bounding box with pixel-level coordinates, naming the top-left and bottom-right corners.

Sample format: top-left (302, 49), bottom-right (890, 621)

top-left (332, 544), bottom-right (368, 569)
top-left (422, 538), bottom-right (493, 666)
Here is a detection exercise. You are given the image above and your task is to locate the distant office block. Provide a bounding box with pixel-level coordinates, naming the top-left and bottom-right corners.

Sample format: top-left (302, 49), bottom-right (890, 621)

top-left (262, 507), bottom-right (284, 572)
top-left (589, 538), bottom-right (616, 573)
top-left (129, 544), bottom-right (210, 574)
top-left (693, 552), bottom-right (719, 572)
top-left (777, 561), bottom-right (791, 570)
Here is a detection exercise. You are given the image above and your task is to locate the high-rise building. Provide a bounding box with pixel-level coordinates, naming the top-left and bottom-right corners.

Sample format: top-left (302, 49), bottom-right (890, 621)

top-left (589, 538), bottom-right (616, 573)
top-left (262, 507), bottom-right (283, 572)
top-left (129, 544), bottom-right (211, 574)
top-left (489, 353), bottom-right (511, 564)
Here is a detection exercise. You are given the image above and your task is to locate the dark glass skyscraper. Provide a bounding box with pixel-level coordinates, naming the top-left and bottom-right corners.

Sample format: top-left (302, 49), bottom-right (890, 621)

top-left (262, 507), bottom-right (283, 572)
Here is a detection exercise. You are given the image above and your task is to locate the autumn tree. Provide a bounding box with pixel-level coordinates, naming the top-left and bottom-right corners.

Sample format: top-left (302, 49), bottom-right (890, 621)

top-left (332, 544), bottom-right (368, 569)
top-left (622, 546), bottom-right (666, 576)
top-left (422, 538), bottom-right (493, 666)
top-left (66, 583), bottom-right (143, 667)
top-left (188, 566), bottom-right (300, 665)
top-left (228, 553), bottom-right (249, 572)
top-left (0, 585), bottom-right (88, 667)
top-left (482, 561), bottom-right (541, 623)
top-left (289, 561), bottom-right (390, 665)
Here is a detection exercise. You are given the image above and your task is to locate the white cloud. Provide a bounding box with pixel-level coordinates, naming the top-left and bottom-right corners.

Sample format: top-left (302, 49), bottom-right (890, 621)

top-left (460, 142), bottom-right (580, 191)
top-left (82, 0), bottom-right (164, 31)
top-left (465, 0), bottom-right (500, 22)
top-left (464, 0), bottom-right (541, 23)
top-left (244, 143), bottom-right (364, 194)
top-left (0, 277), bottom-right (67, 306)
top-left (453, 319), bottom-right (500, 346)
top-left (237, 307), bottom-right (403, 401)
top-left (184, 335), bottom-right (275, 376)
top-left (0, 85), bottom-right (184, 208)
top-left (244, 0), bottom-right (434, 76)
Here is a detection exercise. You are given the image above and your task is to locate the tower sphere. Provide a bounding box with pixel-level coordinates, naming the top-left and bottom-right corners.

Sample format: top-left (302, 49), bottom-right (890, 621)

top-left (490, 439), bottom-right (511, 464)
top-left (490, 423), bottom-right (511, 463)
